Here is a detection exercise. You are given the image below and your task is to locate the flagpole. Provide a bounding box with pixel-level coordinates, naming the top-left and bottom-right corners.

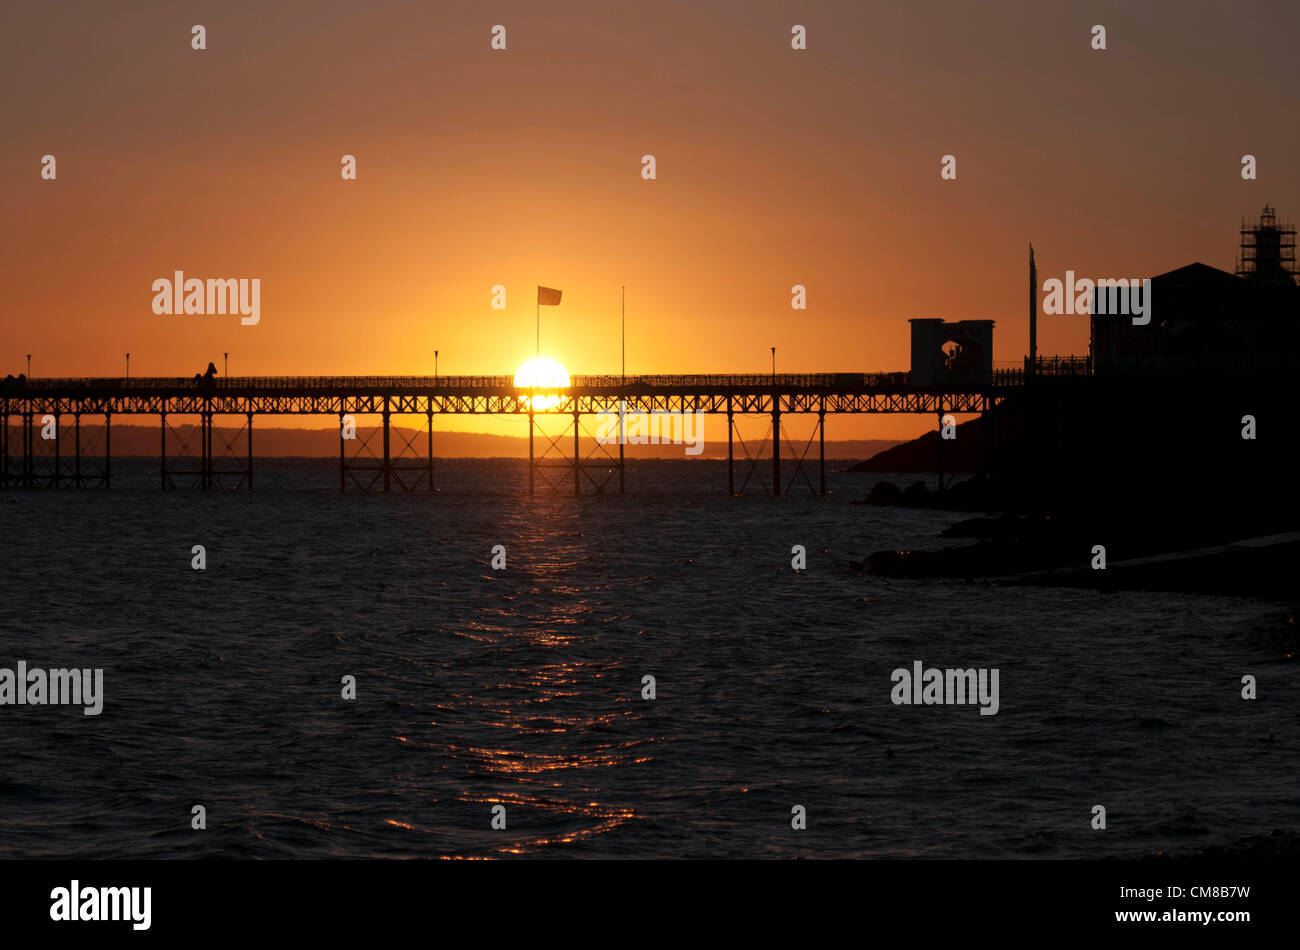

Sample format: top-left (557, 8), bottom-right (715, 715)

top-left (621, 285), bottom-right (625, 381)
top-left (536, 296), bottom-right (540, 358)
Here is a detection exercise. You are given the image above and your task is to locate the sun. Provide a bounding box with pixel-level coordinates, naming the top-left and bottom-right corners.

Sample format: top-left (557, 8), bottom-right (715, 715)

top-left (514, 356), bottom-right (570, 410)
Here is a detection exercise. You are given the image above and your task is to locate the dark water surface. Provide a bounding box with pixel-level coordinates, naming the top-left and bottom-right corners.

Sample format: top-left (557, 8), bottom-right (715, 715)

top-left (1, 459), bottom-right (1295, 858)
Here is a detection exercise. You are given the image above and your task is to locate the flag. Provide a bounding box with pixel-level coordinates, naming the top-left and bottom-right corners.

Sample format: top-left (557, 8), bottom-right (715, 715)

top-left (537, 286), bottom-right (562, 306)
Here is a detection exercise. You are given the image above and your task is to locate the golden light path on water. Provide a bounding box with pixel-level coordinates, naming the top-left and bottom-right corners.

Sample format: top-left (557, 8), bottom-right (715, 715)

top-left (384, 503), bottom-right (651, 857)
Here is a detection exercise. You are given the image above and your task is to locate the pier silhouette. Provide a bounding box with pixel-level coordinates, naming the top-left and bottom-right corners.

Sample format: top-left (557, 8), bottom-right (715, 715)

top-left (1, 370), bottom-right (1020, 495)
top-left (6, 208), bottom-right (1295, 497)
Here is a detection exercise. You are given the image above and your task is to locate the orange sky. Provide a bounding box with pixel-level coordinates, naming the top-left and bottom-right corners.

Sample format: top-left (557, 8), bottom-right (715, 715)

top-left (3, 0), bottom-right (1297, 440)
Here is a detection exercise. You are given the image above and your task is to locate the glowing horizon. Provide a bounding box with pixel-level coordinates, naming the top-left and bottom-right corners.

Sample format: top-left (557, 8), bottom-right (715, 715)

top-left (3, 2), bottom-right (1297, 444)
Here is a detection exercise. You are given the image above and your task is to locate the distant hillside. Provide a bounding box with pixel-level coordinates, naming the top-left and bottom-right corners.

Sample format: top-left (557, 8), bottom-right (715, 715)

top-left (845, 416), bottom-right (1005, 473)
top-left (8, 423), bottom-right (899, 461)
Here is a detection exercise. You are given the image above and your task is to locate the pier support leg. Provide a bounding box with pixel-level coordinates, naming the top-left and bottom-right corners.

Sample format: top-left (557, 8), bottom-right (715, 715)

top-left (618, 411), bottom-right (624, 495)
top-left (105, 412), bottom-right (111, 488)
top-left (989, 402), bottom-right (996, 478)
top-left (727, 401), bottom-right (734, 496)
top-left (528, 411), bottom-right (535, 496)
top-left (382, 398), bottom-right (391, 493)
top-left (53, 412), bottom-right (60, 489)
top-left (198, 410), bottom-right (209, 490)
top-left (573, 411), bottom-right (581, 497)
top-left (339, 412), bottom-right (346, 492)
top-left (981, 405), bottom-right (989, 479)
top-left (10, 408), bottom-right (18, 488)
top-left (247, 411), bottom-right (254, 490)
top-left (160, 411), bottom-right (167, 490)
top-left (771, 405), bottom-right (781, 497)
top-left (25, 412), bottom-right (33, 489)
top-left (819, 405), bottom-right (826, 497)
top-left (937, 408), bottom-right (944, 492)
top-left (426, 408), bottom-right (434, 493)
top-left (74, 413), bottom-right (80, 487)
top-left (198, 411), bottom-right (205, 490)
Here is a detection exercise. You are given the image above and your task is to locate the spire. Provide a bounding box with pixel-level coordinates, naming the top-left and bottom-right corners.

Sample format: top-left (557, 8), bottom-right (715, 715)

top-left (1028, 244), bottom-right (1038, 377)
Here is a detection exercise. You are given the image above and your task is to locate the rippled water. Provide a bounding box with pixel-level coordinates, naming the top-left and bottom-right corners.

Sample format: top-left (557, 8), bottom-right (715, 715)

top-left (1, 459), bottom-right (1295, 858)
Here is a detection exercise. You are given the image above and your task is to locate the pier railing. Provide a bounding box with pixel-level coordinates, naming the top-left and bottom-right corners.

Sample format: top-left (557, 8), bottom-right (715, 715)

top-left (5, 372), bottom-right (919, 393)
top-left (12, 355), bottom-right (1294, 396)
top-left (992, 356), bottom-right (1092, 386)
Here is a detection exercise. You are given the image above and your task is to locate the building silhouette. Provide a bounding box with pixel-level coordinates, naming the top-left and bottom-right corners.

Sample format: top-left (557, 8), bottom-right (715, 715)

top-left (1091, 206), bottom-right (1300, 372)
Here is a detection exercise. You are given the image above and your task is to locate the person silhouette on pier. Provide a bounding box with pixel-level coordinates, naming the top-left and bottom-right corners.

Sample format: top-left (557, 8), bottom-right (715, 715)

top-left (193, 361), bottom-right (218, 388)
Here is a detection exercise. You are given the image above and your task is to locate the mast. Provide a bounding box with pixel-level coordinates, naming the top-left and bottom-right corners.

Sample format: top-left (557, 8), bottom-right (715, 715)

top-left (1028, 243), bottom-right (1037, 378)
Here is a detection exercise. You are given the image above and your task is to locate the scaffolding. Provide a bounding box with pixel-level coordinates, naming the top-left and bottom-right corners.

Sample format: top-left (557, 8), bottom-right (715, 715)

top-left (1236, 205), bottom-right (1298, 285)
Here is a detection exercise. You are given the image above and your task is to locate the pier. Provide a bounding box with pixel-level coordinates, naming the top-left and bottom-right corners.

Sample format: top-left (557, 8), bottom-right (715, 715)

top-left (0, 370), bottom-right (1034, 495)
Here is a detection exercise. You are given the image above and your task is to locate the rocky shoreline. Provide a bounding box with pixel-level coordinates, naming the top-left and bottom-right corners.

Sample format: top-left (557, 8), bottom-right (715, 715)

top-left (855, 476), bottom-right (1300, 600)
